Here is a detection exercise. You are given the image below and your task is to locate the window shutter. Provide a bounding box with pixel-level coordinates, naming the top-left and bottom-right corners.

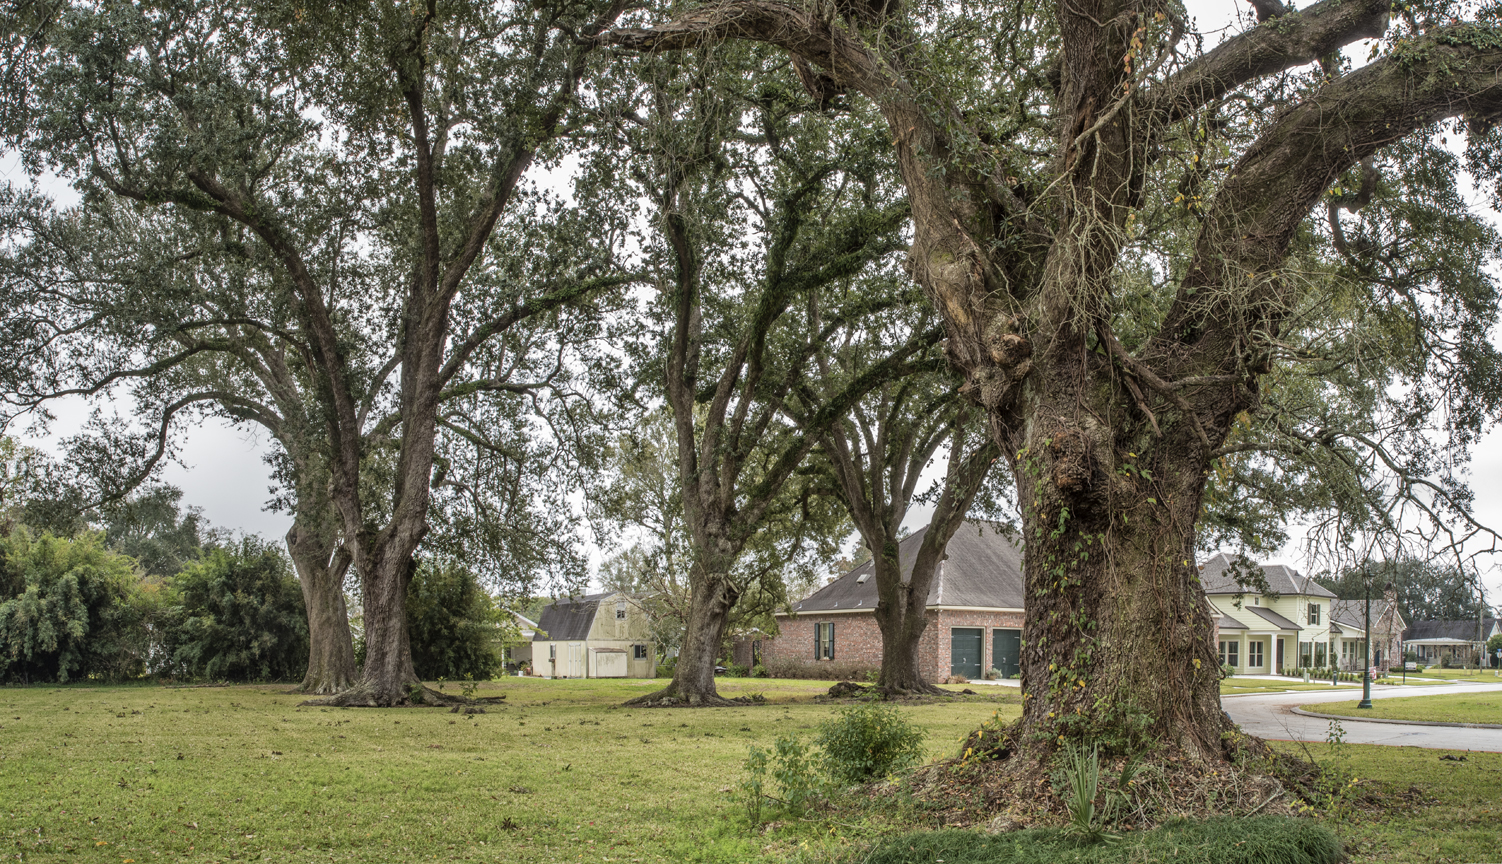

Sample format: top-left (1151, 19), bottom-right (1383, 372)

top-left (829, 623), bottom-right (835, 660)
top-left (814, 624), bottom-right (821, 660)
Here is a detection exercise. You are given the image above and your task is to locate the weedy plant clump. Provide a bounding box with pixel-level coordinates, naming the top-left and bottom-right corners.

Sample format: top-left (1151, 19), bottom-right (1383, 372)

top-left (737, 701), bottom-right (927, 825)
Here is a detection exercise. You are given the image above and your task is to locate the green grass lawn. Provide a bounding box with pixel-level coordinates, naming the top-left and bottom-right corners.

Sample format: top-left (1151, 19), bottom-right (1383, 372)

top-left (1399, 668), bottom-right (1502, 684)
top-left (1, 678), bottom-right (1498, 863)
top-left (1298, 692), bottom-right (1502, 725)
top-left (1219, 678), bottom-right (1360, 695)
top-left (1269, 741), bottom-right (1502, 863)
top-left (0, 677), bottom-right (1007, 863)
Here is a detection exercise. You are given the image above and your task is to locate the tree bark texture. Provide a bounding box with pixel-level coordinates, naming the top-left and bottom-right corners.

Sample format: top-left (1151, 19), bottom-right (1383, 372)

top-left (286, 520), bottom-right (357, 695)
top-left (605, 0), bottom-right (1502, 756)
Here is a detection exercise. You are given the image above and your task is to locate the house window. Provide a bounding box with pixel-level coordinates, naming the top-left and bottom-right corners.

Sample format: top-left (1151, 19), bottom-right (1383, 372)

top-left (633, 644), bottom-right (648, 660)
top-left (1219, 640), bottom-right (1239, 668)
top-left (815, 623), bottom-right (835, 660)
top-left (1299, 641), bottom-right (1312, 667)
top-left (1307, 603), bottom-right (1321, 625)
top-left (1251, 596), bottom-right (1259, 606)
top-left (549, 644), bottom-right (556, 660)
top-left (1315, 642), bottom-right (1327, 667)
top-left (616, 601), bottom-right (627, 620)
top-left (1247, 640), bottom-right (1264, 668)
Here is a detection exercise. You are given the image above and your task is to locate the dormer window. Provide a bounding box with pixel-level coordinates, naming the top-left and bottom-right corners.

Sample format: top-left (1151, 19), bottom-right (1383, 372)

top-left (616, 601), bottom-right (627, 620)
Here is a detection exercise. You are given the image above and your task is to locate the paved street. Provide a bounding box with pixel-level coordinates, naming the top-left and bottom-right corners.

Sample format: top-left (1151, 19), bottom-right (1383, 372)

top-left (1223, 681), bottom-right (1502, 751)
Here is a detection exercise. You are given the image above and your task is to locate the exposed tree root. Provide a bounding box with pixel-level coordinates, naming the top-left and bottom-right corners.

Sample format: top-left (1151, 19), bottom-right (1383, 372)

top-left (622, 683), bottom-right (762, 708)
top-left (294, 674), bottom-right (358, 696)
top-left (299, 683), bottom-right (505, 709)
top-left (877, 720), bottom-right (1422, 833)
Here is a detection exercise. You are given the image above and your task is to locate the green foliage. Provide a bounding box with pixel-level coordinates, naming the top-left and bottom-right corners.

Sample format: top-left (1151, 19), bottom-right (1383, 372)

top-left (1054, 742), bottom-right (1117, 844)
top-left (739, 745), bottom-right (769, 825)
top-left (854, 817), bottom-right (1343, 864)
top-left (816, 701), bottom-right (926, 786)
top-left (166, 537), bottom-right (308, 682)
top-left (771, 734), bottom-right (825, 812)
top-left (402, 563), bottom-right (502, 682)
top-left (0, 529), bottom-right (146, 682)
top-left (1315, 557), bottom-right (1486, 623)
top-left (97, 484), bottom-right (208, 579)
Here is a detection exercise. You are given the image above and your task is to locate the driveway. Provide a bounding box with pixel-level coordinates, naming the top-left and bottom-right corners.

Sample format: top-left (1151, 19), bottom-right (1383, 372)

top-left (1222, 681), bottom-right (1502, 751)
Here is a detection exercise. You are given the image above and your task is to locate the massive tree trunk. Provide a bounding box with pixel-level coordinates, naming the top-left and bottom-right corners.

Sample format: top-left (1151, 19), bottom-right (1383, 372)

top-left (870, 536), bottom-right (939, 696)
top-left (628, 564), bottom-right (741, 706)
top-left (348, 552), bottom-right (423, 705)
top-left (1005, 388), bottom-right (1231, 758)
top-left (286, 519), bottom-right (357, 695)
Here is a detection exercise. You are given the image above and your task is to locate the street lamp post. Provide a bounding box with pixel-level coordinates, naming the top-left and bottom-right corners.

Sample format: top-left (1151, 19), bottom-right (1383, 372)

top-left (1358, 567), bottom-right (1374, 710)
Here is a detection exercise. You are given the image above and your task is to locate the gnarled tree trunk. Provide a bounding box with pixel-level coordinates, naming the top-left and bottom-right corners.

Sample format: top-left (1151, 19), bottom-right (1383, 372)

top-left (630, 569), bottom-right (740, 706)
top-left (286, 520), bottom-right (357, 695)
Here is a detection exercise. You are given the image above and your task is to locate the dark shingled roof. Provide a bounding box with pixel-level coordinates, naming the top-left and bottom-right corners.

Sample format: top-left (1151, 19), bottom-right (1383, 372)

top-left (533, 592), bottom-right (613, 641)
top-left (1217, 615), bottom-right (1247, 631)
top-left (1404, 618), bottom-right (1500, 643)
top-left (790, 521), bottom-right (1024, 614)
top-left (1245, 605), bottom-right (1303, 631)
top-left (1198, 553), bottom-right (1335, 599)
top-left (1330, 599), bottom-right (1395, 632)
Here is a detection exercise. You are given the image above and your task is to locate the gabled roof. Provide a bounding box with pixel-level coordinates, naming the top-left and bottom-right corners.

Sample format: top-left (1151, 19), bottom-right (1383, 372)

top-left (1403, 618), bottom-right (1500, 643)
top-left (788, 520), bottom-right (1024, 615)
top-left (1245, 605), bottom-right (1303, 631)
top-left (1330, 599), bottom-right (1398, 632)
top-left (533, 591), bottom-right (615, 641)
top-left (1198, 553), bottom-right (1336, 599)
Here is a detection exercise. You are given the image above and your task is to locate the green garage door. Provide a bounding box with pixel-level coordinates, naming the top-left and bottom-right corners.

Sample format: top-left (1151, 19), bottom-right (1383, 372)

top-left (992, 628), bottom-right (1021, 678)
top-left (950, 627), bottom-right (984, 680)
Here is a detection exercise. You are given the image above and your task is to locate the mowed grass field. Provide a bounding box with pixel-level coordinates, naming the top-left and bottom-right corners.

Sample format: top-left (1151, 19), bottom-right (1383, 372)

top-left (1299, 692), bottom-right (1502, 725)
top-left (0, 678), bottom-right (1002, 864)
top-left (1, 678), bottom-right (1499, 864)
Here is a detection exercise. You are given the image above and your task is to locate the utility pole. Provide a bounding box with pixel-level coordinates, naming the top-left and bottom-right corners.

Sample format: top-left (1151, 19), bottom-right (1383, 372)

top-left (1358, 565), bottom-right (1374, 710)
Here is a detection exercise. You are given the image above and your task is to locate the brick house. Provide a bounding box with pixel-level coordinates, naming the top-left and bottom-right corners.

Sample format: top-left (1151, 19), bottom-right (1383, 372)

top-left (763, 520), bottom-right (1025, 682)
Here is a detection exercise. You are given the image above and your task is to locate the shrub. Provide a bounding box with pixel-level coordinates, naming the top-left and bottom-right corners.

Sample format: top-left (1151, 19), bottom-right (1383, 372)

top-left (816, 701), bottom-right (925, 786)
top-left (721, 661), bottom-right (749, 677)
top-left (0, 530), bottom-right (148, 683)
top-left (750, 663), bottom-right (769, 678)
top-left (166, 537), bottom-right (308, 682)
top-left (855, 816), bottom-right (1342, 864)
top-left (401, 563), bottom-right (502, 682)
top-left (763, 657), bottom-right (879, 681)
top-left (738, 732), bottom-right (827, 823)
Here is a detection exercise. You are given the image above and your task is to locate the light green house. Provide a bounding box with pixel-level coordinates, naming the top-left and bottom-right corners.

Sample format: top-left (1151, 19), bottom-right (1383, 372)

top-left (1201, 553), bottom-right (1344, 674)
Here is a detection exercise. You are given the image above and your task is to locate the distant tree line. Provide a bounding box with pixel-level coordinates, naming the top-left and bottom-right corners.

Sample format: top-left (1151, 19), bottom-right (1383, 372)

top-left (0, 477), bottom-right (506, 685)
top-left (1315, 558), bottom-right (1492, 623)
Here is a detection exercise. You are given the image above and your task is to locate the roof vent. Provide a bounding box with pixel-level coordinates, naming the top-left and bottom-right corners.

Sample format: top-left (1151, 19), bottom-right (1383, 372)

top-left (856, 573), bottom-right (869, 584)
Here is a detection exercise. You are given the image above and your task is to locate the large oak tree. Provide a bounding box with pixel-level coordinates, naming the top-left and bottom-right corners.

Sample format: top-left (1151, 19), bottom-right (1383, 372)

top-left (605, 0), bottom-right (1502, 763)
top-left (1, 0), bottom-right (631, 704)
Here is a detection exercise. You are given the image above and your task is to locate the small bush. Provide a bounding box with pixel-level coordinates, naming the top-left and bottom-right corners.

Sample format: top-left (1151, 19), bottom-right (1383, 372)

top-left (855, 815), bottom-right (1342, 864)
top-left (750, 663), bottom-right (769, 678)
top-left (721, 662), bottom-right (749, 677)
top-left (816, 701), bottom-right (925, 786)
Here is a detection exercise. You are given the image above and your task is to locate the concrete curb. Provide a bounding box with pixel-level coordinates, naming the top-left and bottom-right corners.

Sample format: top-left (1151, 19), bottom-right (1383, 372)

top-left (1289, 706), bottom-right (1502, 730)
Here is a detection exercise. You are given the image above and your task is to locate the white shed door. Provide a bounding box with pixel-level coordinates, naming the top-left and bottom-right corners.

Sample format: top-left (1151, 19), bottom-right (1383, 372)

top-left (596, 652), bottom-right (627, 678)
